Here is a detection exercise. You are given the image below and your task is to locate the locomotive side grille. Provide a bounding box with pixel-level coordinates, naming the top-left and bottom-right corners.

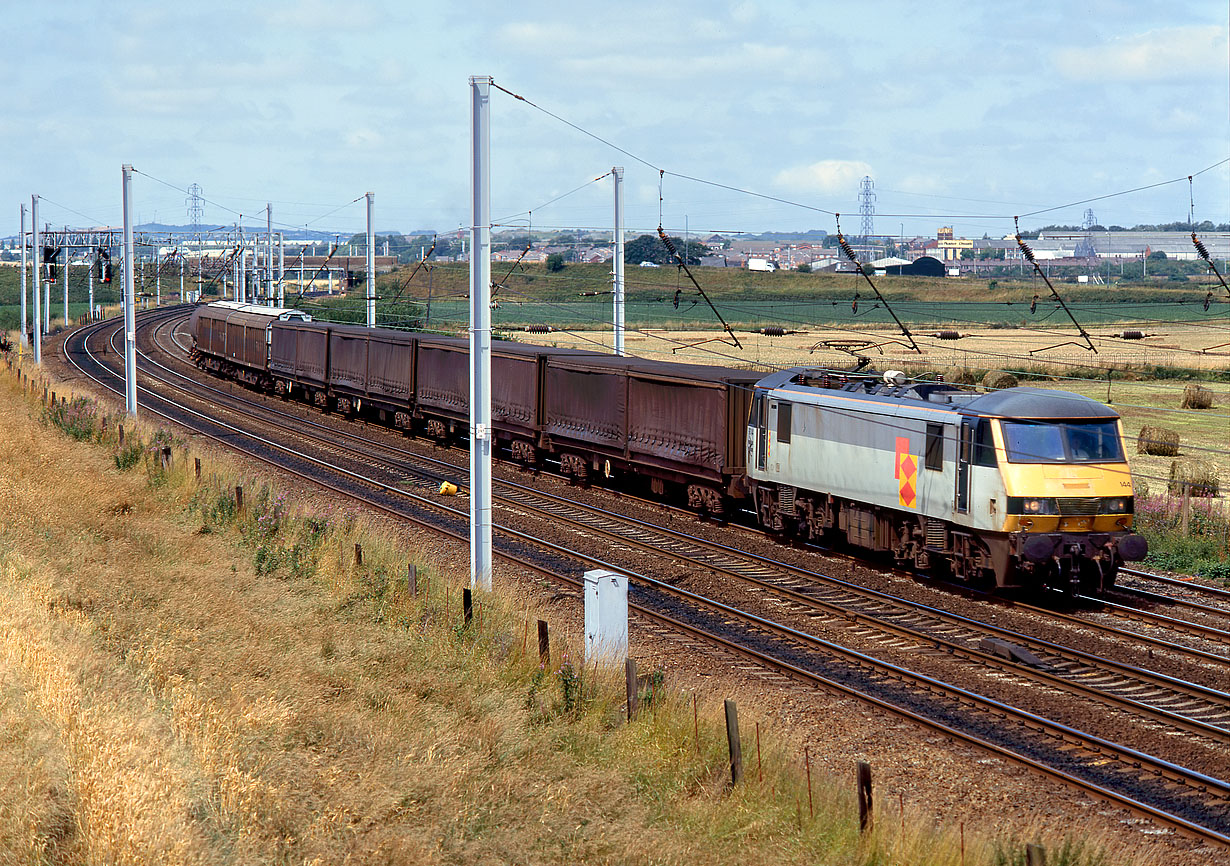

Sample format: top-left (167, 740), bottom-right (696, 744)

top-left (925, 518), bottom-right (946, 549)
top-left (1057, 497), bottom-right (1099, 515)
top-left (778, 486), bottom-right (796, 517)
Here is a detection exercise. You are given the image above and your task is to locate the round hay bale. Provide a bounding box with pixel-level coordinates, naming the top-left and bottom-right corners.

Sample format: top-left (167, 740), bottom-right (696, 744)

top-left (1181, 383), bottom-right (1214, 410)
top-left (950, 369), bottom-right (977, 386)
top-left (1168, 459), bottom-right (1220, 498)
top-left (982, 370), bottom-right (1018, 390)
top-left (1138, 425), bottom-right (1180, 456)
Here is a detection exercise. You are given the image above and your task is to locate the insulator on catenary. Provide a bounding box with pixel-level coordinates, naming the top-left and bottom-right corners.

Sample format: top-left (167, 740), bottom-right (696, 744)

top-left (524, 324), bottom-right (553, 334)
top-left (1016, 236), bottom-right (1037, 263)
top-left (1118, 330), bottom-right (1144, 340)
top-left (760, 326), bottom-right (786, 337)
top-left (1192, 233), bottom-right (1211, 262)
top-left (930, 330), bottom-right (962, 340)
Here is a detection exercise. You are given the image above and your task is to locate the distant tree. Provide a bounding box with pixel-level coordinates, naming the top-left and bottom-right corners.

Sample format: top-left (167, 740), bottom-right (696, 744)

top-left (546, 253), bottom-right (566, 273)
top-left (960, 248), bottom-right (976, 261)
top-left (623, 234), bottom-right (709, 265)
top-left (796, 262), bottom-right (812, 273)
top-left (495, 235), bottom-right (532, 252)
top-left (1149, 250), bottom-right (1168, 261)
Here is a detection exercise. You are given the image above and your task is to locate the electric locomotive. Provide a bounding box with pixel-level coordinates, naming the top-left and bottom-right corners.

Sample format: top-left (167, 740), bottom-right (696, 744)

top-left (746, 367), bottom-right (1146, 593)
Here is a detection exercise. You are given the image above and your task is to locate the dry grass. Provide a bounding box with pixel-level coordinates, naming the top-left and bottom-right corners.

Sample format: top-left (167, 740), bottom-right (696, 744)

top-left (0, 356), bottom-right (1157, 865)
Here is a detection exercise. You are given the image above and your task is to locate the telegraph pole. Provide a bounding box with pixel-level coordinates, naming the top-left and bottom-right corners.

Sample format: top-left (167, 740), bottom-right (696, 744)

top-left (612, 166), bottom-right (625, 356)
top-left (19, 203), bottom-right (27, 346)
top-left (121, 165), bottom-right (137, 416)
top-left (366, 192), bottom-right (375, 327)
top-left (31, 196), bottom-right (41, 363)
top-left (62, 243), bottom-right (68, 325)
top-left (469, 75), bottom-right (493, 591)
top-left (277, 232), bottom-right (284, 307)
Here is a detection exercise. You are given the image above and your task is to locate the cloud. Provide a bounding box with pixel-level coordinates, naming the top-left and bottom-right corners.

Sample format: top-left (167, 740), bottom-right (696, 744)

top-left (1055, 25), bottom-right (1227, 83)
top-left (773, 160), bottom-right (873, 195)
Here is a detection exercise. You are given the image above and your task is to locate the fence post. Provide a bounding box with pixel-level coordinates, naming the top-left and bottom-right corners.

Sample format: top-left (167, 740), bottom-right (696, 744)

top-left (462, 588), bottom-right (473, 626)
top-left (724, 699), bottom-right (743, 786)
top-left (1026, 844), bottom-right (1046, 866)
top-left (804, 746), bottom-right (813, 818)
top-left (354, 543), bottom-right (363, 568)
top-left (194, 457), bottom-right (201, 480)
top-left (693, 693), bottom-right (700, 753)
top-left (537, 620), bottom-right (550, 666)
top-left (1181, 486), bottom-right (1191, 536)
top-left (407, 563), bottom-right (417, 596)
top-left (625, 657), bottom-right (638, 723)
top-left (857, 761), bottom-right (873, 833)
top-left (747, 718), bottom-right (757, 782)
top-left (235, 485), bottom-right (243, 512)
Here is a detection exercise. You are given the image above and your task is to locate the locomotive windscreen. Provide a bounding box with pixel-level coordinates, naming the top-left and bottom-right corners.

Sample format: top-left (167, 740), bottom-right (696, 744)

top-left (1000, 420), bottom-right (1123, 464)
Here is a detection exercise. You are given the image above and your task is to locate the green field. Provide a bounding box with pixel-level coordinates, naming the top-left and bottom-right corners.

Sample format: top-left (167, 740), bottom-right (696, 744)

top-left (406, 296), bottom-right (1230, 332)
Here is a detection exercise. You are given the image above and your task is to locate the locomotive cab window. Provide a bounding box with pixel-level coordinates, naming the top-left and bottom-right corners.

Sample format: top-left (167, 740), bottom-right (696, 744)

top-left (924, 423), bottom-right (944, 471)
top-left (748, 391), bottom-right (764, 427)
top-left (776, 402), bottom-right (792, 444)
top-left (1001, 419), bottom-right (1123, 464)
top-left (973, 418), bottom-right (997, 467)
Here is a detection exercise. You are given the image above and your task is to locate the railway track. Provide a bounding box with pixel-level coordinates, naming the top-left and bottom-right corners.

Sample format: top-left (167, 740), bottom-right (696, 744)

top-left (51, 309), bottom-right (1230, 847)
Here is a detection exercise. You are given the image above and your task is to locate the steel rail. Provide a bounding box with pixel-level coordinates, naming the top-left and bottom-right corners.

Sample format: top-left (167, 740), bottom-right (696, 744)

top-left (1075, 592), bottom-right (1230, 643)
top-left (1120, 566), bottom-right (1230, 604)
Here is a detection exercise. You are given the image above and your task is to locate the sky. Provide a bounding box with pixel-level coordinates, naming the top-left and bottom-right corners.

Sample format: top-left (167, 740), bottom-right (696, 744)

top-left (3, 1), bottom-right (1228, 243)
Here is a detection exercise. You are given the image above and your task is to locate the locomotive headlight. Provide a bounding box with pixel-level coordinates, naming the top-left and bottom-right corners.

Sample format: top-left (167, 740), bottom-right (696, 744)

top-left (1100, 496), bottom-right (1133, 514)
top-left (1009, 497), bottom-right (1059, 515)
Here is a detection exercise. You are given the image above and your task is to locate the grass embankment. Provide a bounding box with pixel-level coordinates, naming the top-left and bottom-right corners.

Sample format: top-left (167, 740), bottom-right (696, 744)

top-left (0, 361), bottom-right (1132, 864)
